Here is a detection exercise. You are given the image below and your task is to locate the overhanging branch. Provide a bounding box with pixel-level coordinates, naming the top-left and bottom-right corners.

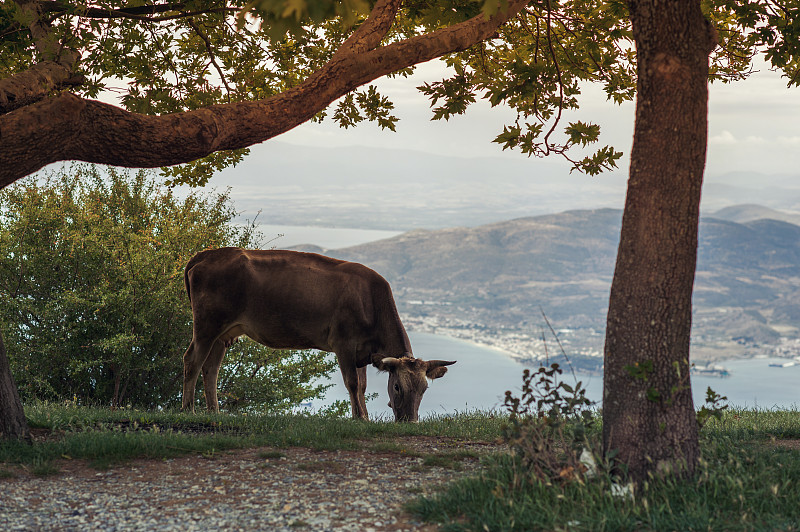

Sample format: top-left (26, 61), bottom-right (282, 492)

top-left (39, 1), bottom-right (239, 22)
top-left (0, 61), bottom-right (82, 114)
top-left (0, 0), bottom-right (530, 187)
top-left (333, 0), bottom-right (404, 58)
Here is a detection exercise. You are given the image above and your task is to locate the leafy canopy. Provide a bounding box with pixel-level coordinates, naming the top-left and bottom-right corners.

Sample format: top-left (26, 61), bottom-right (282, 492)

top-left (2, 1), bottom-right (798, 182)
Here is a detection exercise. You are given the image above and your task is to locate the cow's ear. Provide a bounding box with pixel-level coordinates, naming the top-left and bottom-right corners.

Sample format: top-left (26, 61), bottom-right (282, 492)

top-left (425, 360), bottom-right (455, 379)
top-left (426, 366), bottom-right (448, 379)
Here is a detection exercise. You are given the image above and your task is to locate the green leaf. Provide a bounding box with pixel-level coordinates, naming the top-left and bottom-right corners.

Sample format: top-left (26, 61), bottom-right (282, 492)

top-left (493, 125), bottom-right (521, 150)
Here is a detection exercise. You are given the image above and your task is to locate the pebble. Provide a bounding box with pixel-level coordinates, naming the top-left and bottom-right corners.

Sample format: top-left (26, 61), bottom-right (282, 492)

top-left (0, 442), bottom-right (498, 531)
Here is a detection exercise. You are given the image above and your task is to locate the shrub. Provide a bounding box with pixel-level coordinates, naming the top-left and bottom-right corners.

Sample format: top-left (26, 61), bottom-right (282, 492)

top-left (0, 165), bottom-right (334, 411)
top-left (503, 362), bottom-right (598, 484)
top-left (216, 337), bottom-right (336, 413)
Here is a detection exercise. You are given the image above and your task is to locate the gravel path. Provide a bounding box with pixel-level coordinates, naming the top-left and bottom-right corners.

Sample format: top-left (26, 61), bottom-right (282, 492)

top-left (1, 437), bottom-right (499, 531)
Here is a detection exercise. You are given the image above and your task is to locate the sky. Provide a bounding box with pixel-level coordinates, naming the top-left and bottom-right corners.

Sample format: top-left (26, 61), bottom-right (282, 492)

top-left (271, 58), bottom-right (800, 184)
top-left (203, 57), bottom-right (800, 232)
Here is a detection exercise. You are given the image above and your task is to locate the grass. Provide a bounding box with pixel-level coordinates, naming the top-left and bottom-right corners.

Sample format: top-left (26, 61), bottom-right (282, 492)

top-left (5, 402), bottom-right (800, 530)
top-left (0, 401), bottom-right (504, 471)
top-left (259, 449), bottom-right (286, 460)
top-left (407, 407), bottom-right (800, 531)
top-left (29, 458), bottom-right (60, 477)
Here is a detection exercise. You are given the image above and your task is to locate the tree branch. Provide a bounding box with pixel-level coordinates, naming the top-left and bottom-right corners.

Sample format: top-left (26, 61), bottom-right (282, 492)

top-left (40, 0), bottom-right (190, 17)
top-left (0, 60), bottom-right (83, 114)
top-left (188, 18), bottom-right (233, 102)
top-left (39, 1), bottom-right (239, 22)
top-left (332, 0), bottom-right (403, 59)
top-left (11, 1), bottom-right (80, 82)
top-left (0, 0), bottom-right (530, 186)
top-left (15, 0), bottom-right (62, 61)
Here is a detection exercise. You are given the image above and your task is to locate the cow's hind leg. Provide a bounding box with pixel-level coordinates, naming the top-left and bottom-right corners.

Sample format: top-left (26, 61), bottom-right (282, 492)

top-left (356, 366), bottom-right (368, 418)
top-left (201, 340), bottom-right (227, 412)
top-left (182, 338), bottom-right (214, 412)
top-left (338, 358), bottom-right (369, 420)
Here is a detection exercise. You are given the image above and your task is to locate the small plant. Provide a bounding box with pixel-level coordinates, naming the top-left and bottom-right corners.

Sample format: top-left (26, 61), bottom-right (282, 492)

top-left (697, 386), bottom-right (729, 428)
top-left (259, 450), bottom-right (286, 460)
top-left (30, 458), bottom-right (60, 477)
top-left (316, 399), bottom-right (352, 418)
top-left (502, 361), bottom-right (597, 484)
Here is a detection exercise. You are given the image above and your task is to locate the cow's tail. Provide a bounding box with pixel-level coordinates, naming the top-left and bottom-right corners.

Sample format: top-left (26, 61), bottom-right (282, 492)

top-left (184, 262), bottom-right (192, 303)
top-left (184, 252), bottom-right (204, 303)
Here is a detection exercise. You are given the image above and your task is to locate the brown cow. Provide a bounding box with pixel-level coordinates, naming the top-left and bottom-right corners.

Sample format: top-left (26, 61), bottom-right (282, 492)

top-left (181, 247), bottom-right (455, 421)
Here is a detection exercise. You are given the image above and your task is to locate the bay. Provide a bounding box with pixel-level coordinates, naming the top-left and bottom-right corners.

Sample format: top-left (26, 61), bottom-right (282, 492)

top-left (312, 332), bottom-right (800, 419)
top-left (257, 224), bottom-right (401, 250)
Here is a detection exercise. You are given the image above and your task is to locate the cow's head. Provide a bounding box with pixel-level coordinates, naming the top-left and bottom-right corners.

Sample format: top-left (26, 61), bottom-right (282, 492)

top-left (378, 356), bottom-right (455, 422)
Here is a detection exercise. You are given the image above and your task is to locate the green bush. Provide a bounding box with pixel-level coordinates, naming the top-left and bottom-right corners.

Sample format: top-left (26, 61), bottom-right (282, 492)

top-left (0, 165), bottom-right (335, 411)
top-left (216, 337), bottom-right (336, 413)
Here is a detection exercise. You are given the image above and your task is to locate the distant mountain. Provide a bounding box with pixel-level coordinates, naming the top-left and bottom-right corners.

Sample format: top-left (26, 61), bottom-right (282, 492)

top-left (318, 206), bottom-right (800, 365)
top-left (711, 204), bottom-right (800, 226)
top-left (330, 208), bottom-right (621, 325)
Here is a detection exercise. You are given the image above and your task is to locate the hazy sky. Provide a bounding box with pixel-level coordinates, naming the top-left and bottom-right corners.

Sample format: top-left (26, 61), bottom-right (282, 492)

top-left (274, 58), bottom-right (800, 182)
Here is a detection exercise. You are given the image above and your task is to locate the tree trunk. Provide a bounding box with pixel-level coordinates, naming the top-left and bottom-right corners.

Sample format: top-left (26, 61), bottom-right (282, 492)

top-left (0, 331), bottom-right (30, 441)
top-left (602, 0), bottom-right (717, 482)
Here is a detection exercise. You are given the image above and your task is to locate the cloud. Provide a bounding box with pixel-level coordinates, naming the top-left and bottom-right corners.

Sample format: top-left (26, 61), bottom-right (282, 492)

top-left (709, 131), bottom-right (768, 145)
top-left (709, 130), bottom-right (738, 144)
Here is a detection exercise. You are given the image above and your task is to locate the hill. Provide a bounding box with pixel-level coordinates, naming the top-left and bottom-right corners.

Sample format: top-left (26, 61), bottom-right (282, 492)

top-left (319, 207), bottom-right (800, 367)
top-left (711, 204), bottom-right (800, 226)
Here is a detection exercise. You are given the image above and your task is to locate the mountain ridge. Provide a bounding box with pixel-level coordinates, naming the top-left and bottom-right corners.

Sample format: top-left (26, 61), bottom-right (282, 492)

top-left (304, 205), bottom-right (800, 367)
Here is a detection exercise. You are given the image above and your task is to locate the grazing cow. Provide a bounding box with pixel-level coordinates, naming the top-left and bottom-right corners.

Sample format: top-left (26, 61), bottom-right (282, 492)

top-left (181, 247), bottom-right (455, 421)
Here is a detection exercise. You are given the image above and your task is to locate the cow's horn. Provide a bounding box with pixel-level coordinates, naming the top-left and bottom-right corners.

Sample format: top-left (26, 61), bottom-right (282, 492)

top-left (426, 360), bottom-right (456, 368)
top-left (381, 357), bottom-right (403, 368)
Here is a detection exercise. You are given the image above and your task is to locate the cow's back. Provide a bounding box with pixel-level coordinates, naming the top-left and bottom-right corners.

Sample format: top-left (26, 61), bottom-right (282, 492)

top-left (184, 248), bottom-right (408, 356)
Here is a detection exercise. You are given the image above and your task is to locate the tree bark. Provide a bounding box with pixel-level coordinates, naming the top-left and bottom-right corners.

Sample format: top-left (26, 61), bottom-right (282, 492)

top-left (0, 332), bottom-right (29, 441)
top-left (602, 0), bottom-right (717, 482)
top-left (0, 60), bottom-right (82, 114)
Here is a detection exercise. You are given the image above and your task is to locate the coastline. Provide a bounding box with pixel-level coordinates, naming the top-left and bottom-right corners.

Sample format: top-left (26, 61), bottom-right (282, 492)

top-left (407, 324), bottom-right (800, 380)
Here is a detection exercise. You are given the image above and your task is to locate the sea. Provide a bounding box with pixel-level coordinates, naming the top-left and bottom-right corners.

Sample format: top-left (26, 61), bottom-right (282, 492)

top-left (261, 224), bottom-right (800, 418)
top-left (258, 225), bottom-right (401, 250)
top-left (311, 332), bottom-right (800, 419)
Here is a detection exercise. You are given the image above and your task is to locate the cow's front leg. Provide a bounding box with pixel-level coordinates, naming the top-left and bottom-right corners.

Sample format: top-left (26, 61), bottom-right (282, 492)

top-left (201, 340), bottom-right (227, 412)
top-left (339, 361), bottom-right (369, 420)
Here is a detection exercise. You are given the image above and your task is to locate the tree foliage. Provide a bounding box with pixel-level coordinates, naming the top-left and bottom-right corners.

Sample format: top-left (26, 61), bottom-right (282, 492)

top-left (0, 0), bottom-right (529, 186)
top-left (0, 166), bottom-right (335, 410)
